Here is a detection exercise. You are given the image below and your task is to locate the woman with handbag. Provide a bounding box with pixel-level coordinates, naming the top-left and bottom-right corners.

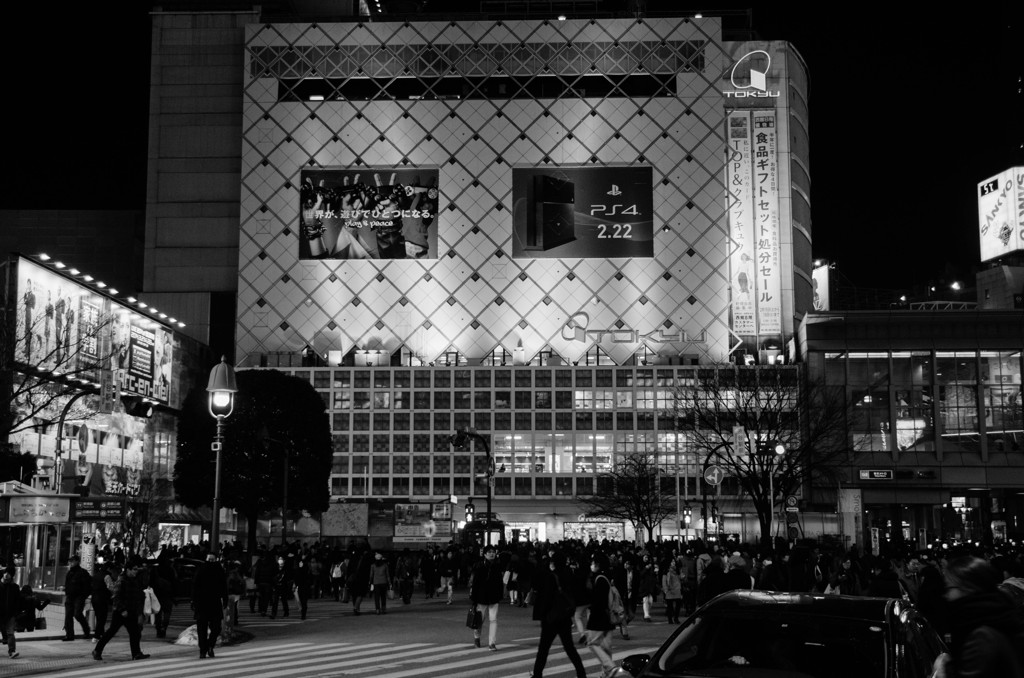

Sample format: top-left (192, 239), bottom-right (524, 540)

top-left (529, 555), bottom-right (588, 678)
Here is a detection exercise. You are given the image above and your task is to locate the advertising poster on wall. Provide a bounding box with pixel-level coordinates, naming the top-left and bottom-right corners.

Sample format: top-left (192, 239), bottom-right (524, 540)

top-left (511, 167), bottom-right (654, 259)
top-left (812, 263), bottom-right (830, 311)
top-left (726, 111), bottom-right (757, 335)
top-left (977, 167), bottom-right (1023, 262)
top-left (14, 257), bottom-right (173, 405)
top-left (298, 169), bottom-right (440, 260)
top-left (112, 310), bottom-right (172, 403)
top-left (15, 258), bottom-right (98, 377)
top-left (751, 110), bottom-right (783, 335)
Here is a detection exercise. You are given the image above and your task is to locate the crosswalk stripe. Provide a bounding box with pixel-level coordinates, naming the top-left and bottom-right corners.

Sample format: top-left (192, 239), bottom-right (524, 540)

top-left (47, 643), bottom-right (385, 678)
top-left (440, 645), bottom-right (660, 678)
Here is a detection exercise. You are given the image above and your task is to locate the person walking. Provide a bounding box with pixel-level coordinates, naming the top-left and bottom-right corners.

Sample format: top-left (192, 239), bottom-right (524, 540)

top-left (420, 549), bottom-right (436, 599)
top-left (528, 555), bottom-right (588, 678)
top-left (932, 556), bottom-right (1024, 678)
top-left (294, 555), bottom-right (311, 620)
top-left (568, 556), bottom-right (590, 645)
top-left (369, 552), bottom-right (391, 615)
top-left (614, 557), bottom-right (636, 639)
top-left (439, 551), bottom-right (457, 605)
top-left (348, 549), bottom-right (371, 616)
top-left (661, 560), bottom-right (683, 624)
top-left (148, 560), bottom-right (175, 639)
top-left (270, 554), bottom-right (293, 619)
top-left (90, 562), bottom-right (116, 640)
top-left (469, 544), bottom-right (504, 651)
top-left (394, 553), bottom-right (414, 604)
top-left (92, 557), bottom-right (149, 661)
top-left (586, 553), bottom-right (617, 678)
top-left (330, 556), bottom-right (346, 602)
top-left (0, 568), bottom-right (25, 659)
top-left (62, 555), bottom-right (92, 641)
top-left (252, 550), bottom-right (275, 616)
top-left (192, 552), bottom-right (228, 659)
top-left (638, 555), bottom-right (658, 622)
top-left (225, 560), bottom-right (246, 632)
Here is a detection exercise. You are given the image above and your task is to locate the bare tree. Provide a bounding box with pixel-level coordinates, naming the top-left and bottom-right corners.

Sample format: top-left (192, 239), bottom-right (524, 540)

top-left (668, 365), bottom-right (850, 547)
top-left (1, 296), bottom-right (116, 442)
top-left (580, 453), bottom-right (677, 543)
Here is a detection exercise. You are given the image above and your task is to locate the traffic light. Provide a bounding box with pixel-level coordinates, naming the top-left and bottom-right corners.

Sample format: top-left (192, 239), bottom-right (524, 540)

top-left (465, 502), bottom-right (475, 522)
top-left (683, 503), bottom-right (692, 525)
top-left (121, 395), bottom-right (154, 418)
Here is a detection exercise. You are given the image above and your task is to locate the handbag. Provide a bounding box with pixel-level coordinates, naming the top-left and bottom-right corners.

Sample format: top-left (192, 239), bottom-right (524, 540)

top-left (465, 606), bottom-right (482, 630)
top-left (387, 587), bottom-right (395, 600)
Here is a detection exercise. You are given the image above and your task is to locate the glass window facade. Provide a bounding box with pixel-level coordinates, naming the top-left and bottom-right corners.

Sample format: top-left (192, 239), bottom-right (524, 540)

top-left (285, 365), bottom-right (766, 498)
top-left (813, 349), bottom-right (1022, 456)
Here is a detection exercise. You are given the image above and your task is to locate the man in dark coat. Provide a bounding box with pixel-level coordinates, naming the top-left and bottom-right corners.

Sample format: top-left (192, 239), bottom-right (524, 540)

top-left (62, 554), bottom-right (92, 641)
top-left (469, 544), bottom-right (505, 650)
top-left (530, 554), bottom-right (587, 678)
top-left (93, 557), bottom-right (149, 661)
top-left (933, 556), bottom-right (1024, 678)
top-left (0, 568), bottom-right (25, 659)
top-left (252, 549), bottom-right (276, 615)
top-left (192, 552), bottom-right (228, 659)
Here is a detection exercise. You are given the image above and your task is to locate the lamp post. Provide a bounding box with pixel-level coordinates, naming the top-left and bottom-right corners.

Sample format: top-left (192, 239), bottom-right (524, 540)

top-left (206, 357), bottom-right (237, 557)
top-left (756, 441), bottom-right (786, 547)
top-left (449, 429), bottom-right (493, 546)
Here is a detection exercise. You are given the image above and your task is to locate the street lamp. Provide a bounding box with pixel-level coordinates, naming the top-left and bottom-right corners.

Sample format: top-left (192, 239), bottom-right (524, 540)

top-left (449, 429), bottom-right (493, 546)
top-left (756, 441), bottom-right (786, 547)
top-left (206, 356), bottom-right (237, 556)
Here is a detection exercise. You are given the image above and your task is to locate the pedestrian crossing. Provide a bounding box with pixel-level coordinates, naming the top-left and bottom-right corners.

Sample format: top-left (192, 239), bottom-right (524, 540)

top-left (40, 640), bottom-right (662, 678)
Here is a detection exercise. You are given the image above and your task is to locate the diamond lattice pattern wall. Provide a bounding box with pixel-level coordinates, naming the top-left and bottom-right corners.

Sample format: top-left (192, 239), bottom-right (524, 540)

top-left (239, 17), bottom-right (754, 366)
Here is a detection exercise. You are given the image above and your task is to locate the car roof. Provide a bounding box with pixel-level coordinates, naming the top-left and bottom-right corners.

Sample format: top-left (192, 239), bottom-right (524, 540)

top-left (703, 590), bottom-right (898, 624)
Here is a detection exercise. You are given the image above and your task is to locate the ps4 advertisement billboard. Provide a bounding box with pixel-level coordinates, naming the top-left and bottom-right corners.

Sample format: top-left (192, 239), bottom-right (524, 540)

top-left (511, 167), bottom-right (654, 259)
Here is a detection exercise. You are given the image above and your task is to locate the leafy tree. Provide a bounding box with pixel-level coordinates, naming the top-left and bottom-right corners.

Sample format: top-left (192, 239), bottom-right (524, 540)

top-left (580, 452), bottom-right (677, 543)
top-left (174, 369), bottom-right (332, 554)
top-left (668, 365), bottom-right (849, 548)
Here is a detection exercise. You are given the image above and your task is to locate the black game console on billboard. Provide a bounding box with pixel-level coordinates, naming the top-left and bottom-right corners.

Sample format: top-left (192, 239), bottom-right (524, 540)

top-left (525, 175), bottom-right (575, 251)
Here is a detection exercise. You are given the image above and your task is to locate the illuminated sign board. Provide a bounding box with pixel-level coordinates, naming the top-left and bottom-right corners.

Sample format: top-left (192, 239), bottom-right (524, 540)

top-left (812, 264), bottom-right (830, 311)
top-left (299, 168), bottom-right (440, 260)
top-left (15, 257), bottom-right (172, 403)
top-left (3, 496), bottom-right (72, 523)
top-left (977, 167), bottom-right (1024, 262)
top-left (726, 111), bottom-right (782, 335)
top-left (511, 167), bottom-right (653, 259)
top-left (73, 498), bottom-right (127, 521)
top-left (858, 469), bottom-right (894, 480)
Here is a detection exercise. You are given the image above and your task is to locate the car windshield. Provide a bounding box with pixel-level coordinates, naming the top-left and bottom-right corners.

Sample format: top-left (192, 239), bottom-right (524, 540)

top-left (656, 609), bottom-right (887, 678)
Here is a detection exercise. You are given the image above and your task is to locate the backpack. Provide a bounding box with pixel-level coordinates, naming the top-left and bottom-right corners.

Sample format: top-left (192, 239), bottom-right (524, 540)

top-left (598, 575), bottom-right (625, 625)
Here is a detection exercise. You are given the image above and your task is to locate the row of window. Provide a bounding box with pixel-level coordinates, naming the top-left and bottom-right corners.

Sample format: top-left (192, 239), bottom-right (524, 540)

top-left (331, 471), bottom-right (718, 499)
top-left (331, 410), bottom-right (676, 432)
top-left (299, 367), bottom-right (709, 390)
top-left (328, 389), bottom-right (670, 410)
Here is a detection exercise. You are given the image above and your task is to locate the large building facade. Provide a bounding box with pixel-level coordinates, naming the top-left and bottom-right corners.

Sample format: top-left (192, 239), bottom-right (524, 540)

top-left (145, 8), bottom-right (813, 543)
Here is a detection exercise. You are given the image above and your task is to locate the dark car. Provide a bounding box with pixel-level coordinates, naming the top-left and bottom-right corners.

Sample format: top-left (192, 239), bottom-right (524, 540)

top-left (614, 591), bottom-right (946, 678)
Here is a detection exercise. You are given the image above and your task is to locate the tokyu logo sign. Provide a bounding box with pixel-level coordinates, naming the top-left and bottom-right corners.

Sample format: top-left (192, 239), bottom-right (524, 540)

top-left (724, 50), bottom-right (780, 99)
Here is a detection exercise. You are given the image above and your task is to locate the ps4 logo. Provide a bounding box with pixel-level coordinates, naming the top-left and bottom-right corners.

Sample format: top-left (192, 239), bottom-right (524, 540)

top-left (723, 50), bottom-right (781, 99)
top-left (607, 184), bottom-right (622, 196)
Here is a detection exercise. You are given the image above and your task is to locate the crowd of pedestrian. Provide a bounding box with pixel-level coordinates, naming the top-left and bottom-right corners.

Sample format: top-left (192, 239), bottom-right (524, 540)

top-left (4, 534), bottom-right (1021, 676)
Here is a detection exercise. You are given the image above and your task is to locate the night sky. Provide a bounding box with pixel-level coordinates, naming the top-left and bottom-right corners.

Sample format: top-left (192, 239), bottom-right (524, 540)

top-left (2, 4), bottom-right (1020, 294)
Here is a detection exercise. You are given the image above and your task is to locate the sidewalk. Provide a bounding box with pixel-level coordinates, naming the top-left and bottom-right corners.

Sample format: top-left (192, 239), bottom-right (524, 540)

top-left (0, 634), bottom-right (193, 678)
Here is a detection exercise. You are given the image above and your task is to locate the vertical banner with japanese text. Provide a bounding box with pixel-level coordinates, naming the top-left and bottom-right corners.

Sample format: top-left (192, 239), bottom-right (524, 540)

top-left (726, 111), bottom-right (757, 335)
top-left (751, 110), bottom-right (782, 335)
